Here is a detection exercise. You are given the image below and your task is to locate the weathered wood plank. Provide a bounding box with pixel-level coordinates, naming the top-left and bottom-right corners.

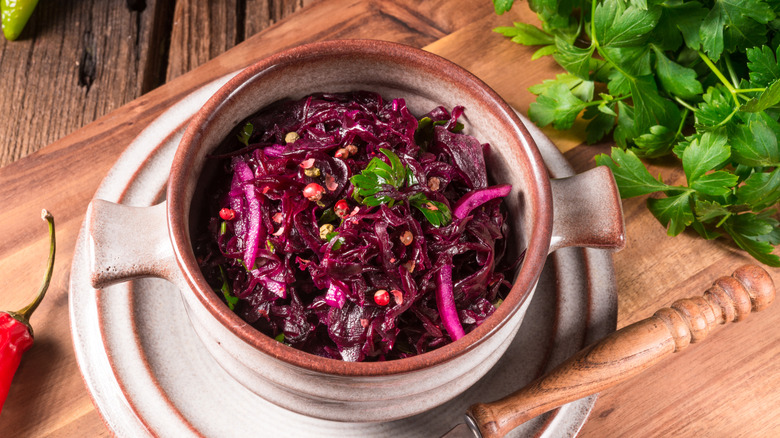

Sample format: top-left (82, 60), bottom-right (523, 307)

top-left (166, 0), bottom-right (242, 82)
top-left (0, 1), bottom-right (314, 167)
top-left (164, 0), bottom-right (505, 84)
top-left (165, 0), bottom-right (316, 82)
top-left (245, 0), bottom-right (314, 38)
top-left (136, 0), bottom-right (177, 94)
top-left (0, 1), bottom-right (172, 167)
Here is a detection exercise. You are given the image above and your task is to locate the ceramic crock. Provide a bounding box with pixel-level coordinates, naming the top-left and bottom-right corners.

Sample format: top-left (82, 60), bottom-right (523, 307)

top-left (85, 39), bottom-right (625, 422)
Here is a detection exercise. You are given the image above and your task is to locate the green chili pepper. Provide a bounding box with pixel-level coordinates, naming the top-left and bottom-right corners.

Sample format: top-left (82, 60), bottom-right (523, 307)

top-left (1, 0), bottom-right (39, 41)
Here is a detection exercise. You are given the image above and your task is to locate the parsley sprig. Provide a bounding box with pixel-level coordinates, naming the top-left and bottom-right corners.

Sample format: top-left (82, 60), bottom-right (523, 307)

top-left (494, 0), bottom-right (780, 266)
top-left (350, 148), bottom-right (452, 226)
top-left (351, 148), bottom-right (408, 207)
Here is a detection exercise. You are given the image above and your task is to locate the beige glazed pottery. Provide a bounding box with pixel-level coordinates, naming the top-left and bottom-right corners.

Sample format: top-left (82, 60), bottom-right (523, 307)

top-left (85, 39), bottom-right (626, 423)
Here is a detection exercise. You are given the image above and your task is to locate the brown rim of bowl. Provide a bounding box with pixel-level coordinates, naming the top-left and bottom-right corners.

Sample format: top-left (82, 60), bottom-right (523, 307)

top-left (168, 39), bottom-right (553, 377)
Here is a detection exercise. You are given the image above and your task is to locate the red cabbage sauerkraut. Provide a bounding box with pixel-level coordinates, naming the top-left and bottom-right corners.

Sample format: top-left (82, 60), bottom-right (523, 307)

top-left (193, 91), bottom-right (518, 362)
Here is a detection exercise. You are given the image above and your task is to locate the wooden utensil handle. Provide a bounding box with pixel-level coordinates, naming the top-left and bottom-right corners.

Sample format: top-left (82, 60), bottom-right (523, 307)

top-left (466, 265), bottom-right (775, 438)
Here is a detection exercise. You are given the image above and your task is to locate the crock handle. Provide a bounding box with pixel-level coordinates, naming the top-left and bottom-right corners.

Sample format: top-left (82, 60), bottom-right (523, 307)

top-left (86, 199), bottom-right (179, 289)
top-left (548, 166), bottom-right (626, 254)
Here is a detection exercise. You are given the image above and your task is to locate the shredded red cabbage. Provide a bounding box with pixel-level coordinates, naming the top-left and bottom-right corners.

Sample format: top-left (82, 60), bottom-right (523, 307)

top-left (194, 91), bottom-right (517, 362)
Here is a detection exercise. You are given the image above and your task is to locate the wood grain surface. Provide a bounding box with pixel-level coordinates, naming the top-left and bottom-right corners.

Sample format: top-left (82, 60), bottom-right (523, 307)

top-left (0, 0), bottom-right (313, 167)
top-left (0, 1), bottom-right (778, 437)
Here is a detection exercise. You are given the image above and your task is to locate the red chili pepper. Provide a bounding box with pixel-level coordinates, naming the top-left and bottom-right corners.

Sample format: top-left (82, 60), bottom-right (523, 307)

top-left (0, 210), bottom-right (55, 414)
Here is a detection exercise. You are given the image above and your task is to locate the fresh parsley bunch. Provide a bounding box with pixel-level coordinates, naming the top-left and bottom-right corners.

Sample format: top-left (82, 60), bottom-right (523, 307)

top-left (494, 0), bottom-right (780, 266)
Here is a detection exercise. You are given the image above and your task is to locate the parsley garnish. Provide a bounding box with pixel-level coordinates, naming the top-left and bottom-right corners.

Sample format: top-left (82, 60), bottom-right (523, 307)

top-left (237, 122), bottom-right (254, 146)
top-left (350, 148), bottom-right (452, 226)
top-left (218, 266), bottom-right (239, 310)
top-left (325, 231), bottom-right (345, 250)
top-left (494, 0), bottom-right (780, 266)
top-left (351, 148), bottom-right (406, 207)
top-left (409, 193), bottom-right (452, 227)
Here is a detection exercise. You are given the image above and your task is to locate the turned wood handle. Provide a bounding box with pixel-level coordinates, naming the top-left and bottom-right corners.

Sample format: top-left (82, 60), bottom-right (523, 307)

top-left (466, 265), bottom-right (775, 438)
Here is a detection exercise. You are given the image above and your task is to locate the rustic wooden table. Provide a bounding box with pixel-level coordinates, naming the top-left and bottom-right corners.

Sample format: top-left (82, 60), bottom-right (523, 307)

top-left (0, 1), bottom-right (778, 437)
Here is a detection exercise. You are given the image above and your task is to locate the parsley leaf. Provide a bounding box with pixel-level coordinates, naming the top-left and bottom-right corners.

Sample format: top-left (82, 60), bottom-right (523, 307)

top-left (529, 82), bottom-right (587, 130)
top-left (529, 73), bottom-right (595, 102)
top-left (492, 0), bottom-right (515, 15)
top-left (746, 45), bottom-right (780, 86)
top-left (681, 132), bottom-right (730, 183)
top-left (237, 122), bottom-right (254, 146)
top-left (495, 22), bottom-right (554, 46)
top-left (694, 86), bottom-right (736, 129)
top-left (351, 148), bottom-right (407, 206)
top-left (594, 0), bottom-right (660, 49)
top-left (698, 4), bottom-right (726, 61)
top-left (654, 1), bottom-right (708, 51)
top-left (350, 149), bottom-right (406, 207)
top-left (740, 79), bottom-right (780, 113)
top-left (409, 194), bottom-right (452, 227)
top-left (595, 148), bottom-right (672, 197)
top-left (532, 45), bottom-right (557, 60)
top-left (553, 37), bottom-right (595, 79)
top-left (648, 191), bottom-right (695, 236)
top-left (690, 171), bottom-right (739, 197)
top-left (691, 221), bottom-right (724, 240)
top-left (325, 231), bottom-right (345, 251)
top-left (700, 0), bottom-right (775, 61)
top-left (725, 213), bottom-right (780, 266)
top-left (629, 75), bottom-right (681, 135)
top-left (653, 47), bottom-right (703, 99)
top-left (736, 168), bottom-right (780, 210)
top-left (607, 70), bottom-right (632, 97)
top-left (612, 101), bottom-right (638, 148)
top-left (585, 109), bottom-right (617, 144)
top-left (633, 125), bottom-right (678, 158)
top-left (695, 199), bottom-right (732, 223)
top-left (730, 120), bottom-right (780, 166)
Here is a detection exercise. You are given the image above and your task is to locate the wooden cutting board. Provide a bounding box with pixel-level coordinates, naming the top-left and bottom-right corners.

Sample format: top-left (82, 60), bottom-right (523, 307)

top-left (0, 1), bottom-right (777, 436)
